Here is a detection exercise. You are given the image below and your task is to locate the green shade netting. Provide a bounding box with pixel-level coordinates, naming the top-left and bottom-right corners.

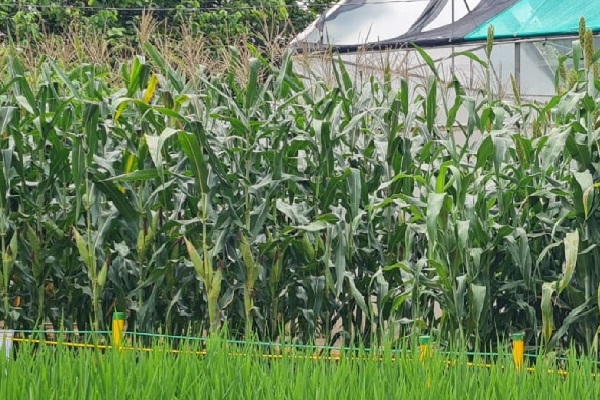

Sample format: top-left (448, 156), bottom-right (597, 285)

top-left (466, 0), bottom-right (600, 40)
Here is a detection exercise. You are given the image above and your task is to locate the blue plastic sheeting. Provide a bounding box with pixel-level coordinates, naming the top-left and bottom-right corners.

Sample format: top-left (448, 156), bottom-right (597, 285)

top-left (466, 0), bottom-right (600, 40)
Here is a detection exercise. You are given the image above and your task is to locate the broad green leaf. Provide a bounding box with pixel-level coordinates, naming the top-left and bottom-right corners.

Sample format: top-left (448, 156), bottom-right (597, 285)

top-left (541, 282), bottom-right (556, 344)
top-left (296, 220), bottom-right (327, 232)
top-left (413, 43), bottom-right (439, 78)
top-left (451, 51), bottom-right (488, 68)
top-left (93, 210), bottom-right (117, 250)
top-left (146, 128), bottom-right (179, 179)
top-left (334, 225), bottom-right (346, 296)
top-left (573, 171), bottom-right (594, 219)
top-left (83, 103), bottom-right (100, 159)
top-left (143, 42), bottom-right (184, 92)
top-left (103, 169), bottom-right (160, 182)
top-left (377, 172), bottom-right (427, 192)
top-left (178, 131), bottom-right (209, 194)
top-left (454, 275), bottom-right (467, 320)
top-left (457, 220), bottom-right (469, 255)
top-left (559, 230), bottom-right (579, 293)
top-left (345, 272), bottom-right (368, 316)
top-left (14, 96), bottom-right (34, 114)
top-left (90, 174), bottom-right (138, 225)
top-left (426, 192), bottom-right (446, 245)
top-left (347, 168), bottom-right (361, 219)
top-left (491, 135), bottom-right (510, 173)
top-left (545, 299), bottom-right (593, 351)
top-left (583, 186), bottom-right (595, 220)
top-left (276, 199), bottom-right (309, 225)
top-left (0, 147), bottom-right (13, 205)
top-left (540, 129), bottom-right (569, 171)
top-left (475, 135), bottom-right (493, 170)
top-left (245, 58), bottom-right (261, 110)
top-left (425, 75), bottom-right (437, 133)
top-left (505, 228), bottom-right (532, 285)
top-left (470, 284), bottom-right (486, 329)
top-left (446, 82), bottom-right (463, 128)
top-left (71, 136), bottom-right (85, 219)
top-left (573, 170), bottom-right (594, 191)
top-left (50, 60), bottom-right (81, 99)
top-left (0, 107), bottom-right (15, 138)
top-left (8, 57), bottom-right (38, 114)
top-left (536, 241), bottom-right (562, 266)
top-left (315, 213), bottom-right (340, 224)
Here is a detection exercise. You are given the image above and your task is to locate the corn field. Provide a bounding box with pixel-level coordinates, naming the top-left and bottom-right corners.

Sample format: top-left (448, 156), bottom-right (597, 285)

top-left (0, 24), bottom-right (600, 356)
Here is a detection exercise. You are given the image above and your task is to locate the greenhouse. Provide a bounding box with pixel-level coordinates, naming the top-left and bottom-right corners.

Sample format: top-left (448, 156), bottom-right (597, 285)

top-left (292, 0), bottom-right (600, 99)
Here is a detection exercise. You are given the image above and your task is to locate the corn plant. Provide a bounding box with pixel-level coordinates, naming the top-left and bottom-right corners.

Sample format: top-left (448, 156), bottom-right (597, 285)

top-left (0, 21), bottom-right (599, 357)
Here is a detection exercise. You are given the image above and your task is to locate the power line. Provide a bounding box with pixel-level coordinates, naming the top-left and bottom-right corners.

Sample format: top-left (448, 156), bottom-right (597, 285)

top-left (0, 0), bottom-right (429, 13)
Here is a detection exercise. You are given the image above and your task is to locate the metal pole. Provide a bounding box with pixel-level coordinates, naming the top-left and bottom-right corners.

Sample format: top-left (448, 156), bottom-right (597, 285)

top-left (514, 42), bottom-right (521, 95)
top-left (451, 0), bottom-right (455, 75)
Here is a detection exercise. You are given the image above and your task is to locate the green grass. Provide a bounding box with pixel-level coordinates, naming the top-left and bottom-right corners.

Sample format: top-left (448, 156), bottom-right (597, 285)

top-left (0, 339), bottom-right (597, 399)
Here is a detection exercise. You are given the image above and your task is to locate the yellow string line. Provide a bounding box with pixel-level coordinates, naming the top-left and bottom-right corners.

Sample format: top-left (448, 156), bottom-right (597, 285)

top-left (12, 337), bottom-right (111, 350)
top-left (9, 337), bottom-right (597, 377)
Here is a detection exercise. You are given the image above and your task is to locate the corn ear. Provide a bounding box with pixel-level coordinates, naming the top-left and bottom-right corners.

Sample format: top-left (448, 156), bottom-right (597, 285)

top-left (207, 264), bottom-right (221, 333)
top-left (26, 224), bottom-right (40, 255)
top-left (209, 267), bottom-right (222, 301)
top-left (72, 227), bottom-right (93, 269)
top-left (241, 234), bottom-right (258, 288)
top-left (26, 224), bottom-right (43, 280)
top-left (185, 237), bottom-right (207, 282)
top-left (269, 249), bottom-right (282, 297)
top-left (9, 231), bottom-right (17, 259)
top-left (136, 225), bottom-right (155, 258)
top-left (140, 212), bottom-right (159, 255)
top-left (2, 232), bottom-right (17, 273)
top-left (97, 258), bottom-right (109, 288)
top-left (301, 233), bottom-right (315, 262)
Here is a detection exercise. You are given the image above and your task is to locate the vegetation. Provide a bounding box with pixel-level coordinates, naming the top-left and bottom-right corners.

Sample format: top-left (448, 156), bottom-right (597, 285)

top-left (1, 13), bottom-right (600, 358)
top-left (1, 339), bottom-right (598, 399)
top-left (0, 0), bottom-right (334, 46)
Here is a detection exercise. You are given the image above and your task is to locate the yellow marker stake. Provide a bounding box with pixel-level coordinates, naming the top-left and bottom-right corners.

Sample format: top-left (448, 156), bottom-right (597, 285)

top-left (419, 336), bottom-right (432, 388)
top-left (112, 311), bottom-right (126, 349)
top-left (512, 333), bottom-right (524, 371)
top-left (419, 335), bottom-right (431, 362)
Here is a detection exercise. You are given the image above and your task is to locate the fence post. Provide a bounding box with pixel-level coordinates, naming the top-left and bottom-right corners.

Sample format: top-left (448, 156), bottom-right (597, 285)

top-left (112, 311), bottom-right (126, 349)
top-left (419, 335), bottom-right (432, 388)
top-left (512, 332), bottom-right (524, 371)
top-left (0, 329), bottom-right (13, 375)
top-left (419, 335), bottom-right (431, 363)
top-left (0, 329), bottom-right (13, 360)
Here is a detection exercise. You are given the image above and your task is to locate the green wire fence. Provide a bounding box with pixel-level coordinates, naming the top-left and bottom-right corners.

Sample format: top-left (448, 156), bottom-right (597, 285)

top-left (0, 313), bottom-right (598, 376)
